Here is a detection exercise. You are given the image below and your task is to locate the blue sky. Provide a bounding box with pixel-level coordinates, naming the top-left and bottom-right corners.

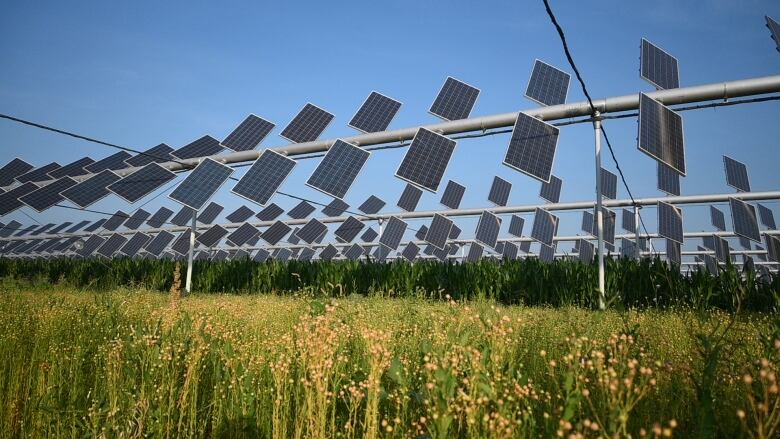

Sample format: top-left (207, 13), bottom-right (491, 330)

top-left (1, 0), bottom-right (779, 254)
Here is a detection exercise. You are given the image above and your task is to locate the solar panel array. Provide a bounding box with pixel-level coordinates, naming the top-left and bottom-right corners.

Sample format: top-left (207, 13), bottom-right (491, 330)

top-left (280, 103), bottom-right (334, 143)
top-left (61, 170), bottom-right (121, 208)
top-left (296, 219), bottom-right (327, 244)
top-left (123, 209), bottom-right (151, 230)
top-left (525, 60), bottom-right (570, 106)
top-left (334, 217), bottom-right (364, 243)
top-left (657, 163), bottom-right (681, 196)
top-left (0, 182), bottom-right (39, 216)
top-left (49, 157), bottom-right (95, 179)
top-left (578, 238), bottom-right (595, 263)
top-left (120, 232), bottom-right (151, 257)
top-left (108, 163), bottom-right (177, 203)
top-left (222, 114), bottom-right (275, 152)
top-left (260, 221), bottom-right (291, 245)
top-left (225, 205), bottom-right (254, 223)
top-left (622, 208), bottom-right (636, 233)
top-left (758, 204), bottom-right (776, 229)
top-left (424, 214), bottom-right (453, 249)
top-left (358, 195), bottom-right (385, 215)
top-left (429, 77), bottom-right (480, 121)
top-left (169, 159), bottom-right (234, 211)
top-left (19, 177), bottom-right (76, 212)
top-left (85, 152), bottom-right (131, 173)
top-left (723, 156), bottom-right (751, 192)
top-left (440, 180), bottom-right (465, 210)
top-left (508, 215), bottom-right (524, 237)
top-left (658, 201), bottom-right (684, 244)
top-left (539, 175), bottom-right (562, 203)
top-left (531, 208), bottom-right (558, 247)
top-left (600, 168), bottom-right (617, 199)
top-left (0, 158), bottom-right (34, 186)
top-left (147, 207), bottom-right (174, 228)
top-left (395, 128), bottom-right (456, 192)
top-left (16, 162), bottom-right (60, 184)
top-left (729, 198), bottom-right (761, 242)
top-left (710, 206), bottom-right (726, 231)
top-left (227, 223), bottom-right (259, 246)
top-left (640, 38), bottom-right (680, 90)
top-left (503, 112), bottom-right (559, 183)
top-left (397, 184), bottom-right (423, 212)
top-left (379, 216), bottom-right (407, 251)
top-left (171, 136), bottom-right (223, 160)
top-left (475, 211), bottom-right (501, 249)
top-left (102, 210), bottom-right (128, 231)
top-left (198, 225), bottom-right (229, 247)
top-left (288, 201), bottom-right (316, 219)
top-left (232, 150), bottom-right (296, 207)
top-left (349, 92), bottom-right (402, 133)
top-left (197, 202), bottom-right (223, 224)
top-left (402, 242), bottom-right (420, 262)
top-left (488, 176), bottom-right (512, 206)
top-left (125, 144), bottom-right (174, 167)
top-left (638, 94), bottom-right (686, 175)
top-left (307, 140), bottom-right (370, 199)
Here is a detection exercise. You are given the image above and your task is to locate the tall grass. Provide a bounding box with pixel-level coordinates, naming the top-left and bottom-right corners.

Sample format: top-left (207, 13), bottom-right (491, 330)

top-left (0, 256), bottom-right (777, 310)
top-left (0, 289), bottom-right (777, 437)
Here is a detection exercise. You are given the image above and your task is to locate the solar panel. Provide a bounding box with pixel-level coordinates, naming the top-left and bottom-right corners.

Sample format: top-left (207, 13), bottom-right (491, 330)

top-left (319, 244), bottom-right (339, 261)
top-left (288, 229), bottom-right (301, 245)
top-left (322, 198), bottom-right (349, 217)
top-left (361, 227), bottom-right (378, 242)
top-left (395, 128), bottom-right (456, 192)
top-left (171, 135), bottom-right (224, 160)
top-left (196, 225), bottom-right (228, 247)
top-left (401, 242), bottom-right (420, 262)
top-left (424, 214), bottom-right (453, 250)
top-left (768, 16), bottom-right (780, 53)
top-left (120, 232), bottom-right (151, 257)
top-left (622, 209), bottom-right (636, 233)
top-left (246, 234), bottom-right (260, 246)
top-left (539, 175), bottom-right (562, 203)
top-left (765, 234), bottom-right (780, 262)
top-left (429, 77), bottom-right (480, 121)
top-left (30, 223), bottom-right (55, 236)
top-left (287, 201), bottom-right (315, 219)
top-left (49, 157), bottom-right (95, 179)
top-left (169, 158), bottom-right (233, 211)
top-left (538, 243), bottom-right (555, 263)
top-left (449, 224), bottom-right (461, 239)
top-left (703, 253), bottom-right (720, 275)
top-left (123, 209), bottom-right (151, 229)
top-left (531, 208), bottom-right (557, 247)
top-left (486, 176), bottom-right (512, 207)
top-left (379, 216), bottom-right (407, 250)
top-left (599, 208), bottom-right (617, 246)
top-left (108, 163), bottom-right (177, 203)
top-left (125, 143), bottom-right (175, 167)
top-left (52, 236), bottom-right (80, 252)
top-left (475, 211), bottom-right (502, 249)
top-left (758, 204), bottom-right (776, 229)
top-left (85, 151), bottom-right (132, 173)
top-left (222, 114), bottom-right (275, 152)
top-left (414, 225), bottom-right (429, 241)
top-left (0, 158), bottom-right (34, 186)
top-left (197, 202), bottom-right (223, 224)
top-left (438, 180), bottom-right (465, 210)
top-left (83, 218), bottom-right (106, 233)
top-left (256, 203), bottom-right (284, 221)
top-left (358, 195), bottom-right (386, 215)
top-left (500, 241), bottom-right (517, 260)
top-left (397, 184), bottom-right (423, 212)
top-left (225, 205), bottom-right (253, 223)
top-left (232, 150), bottom-right (296, 207)
top-left (252, 248), bottom-right (271, 263)
top-left (298, 247), bottom-right (315, 262)
top-left (503, 112), bottom-right (559, 183)
top-left (345, 91), bottom-right (403, 133)
top-left (227, 223), bottom-right (259, 246)
top-left (578, 239), bottom-right (594, 263)
top-left (306, 140), bottom-right (370, 199)
top-left (600, 168), bottom-right (618, 199)
top-left (343, 243), bottom-right (365, 260)
top-left (466, 242), bottom-right (484, 262)
top-left (260, 221), bottom-right (292, 245)
top-left (713, 235), bottom-right (730, 263)
top-left (710, 206), bottom-right (726, 231)
top-left (723, 156), bottom-right (751, 192)
top-left (14, 224), bottom-right (37, 237)
top-left (97, 234), bottom-right (128, 257)
top-left (60, 170), bottom-right (121, 208)
top-left (16, 162), bottom-right (60, 184)
top-left (144, 231), bottom-right (176, 256)
top-left (102, 210), bottom-right (129, 231)
top-left (431, 243), bottom-right (450, 261)
top-left (77, 235), bottom-right (105, 257)
top-left (280, 103), bottom-right (334, 143)
top-left (0, 220), bottom-right (21, 237)
top-left (147, 207), bottom-right (174, 228)
top-left (525, 60), bottom-right (570, 106)
top-left (19, 176), bottom-right (77, 212)
top-left (170, 230), bottom-right (193, 255)
top-left (657, 163), bottom-right (681, 196)
top-left (334, 216), bottom-right (365, 243)
top-left (657, 201), bottom-right (683, 244)
top-left (296, 219), bottom-right (328, 244)
top-left (739, 236), bottom-right (752, 250)
top-left (0, 182), bottom-right (39, 216)
top-left (730, 198), bottom-right (761, 242)
top-left (507, 215), bottom-right (525, 237)
top-left (210, 250), bottom-right (228, 262)
top-left (640, 38), bottom-right (680, 90)
top-left (638, 94), bottom-right (686, 175)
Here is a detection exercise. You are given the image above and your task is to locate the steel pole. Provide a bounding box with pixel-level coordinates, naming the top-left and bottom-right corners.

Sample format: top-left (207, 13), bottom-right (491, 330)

top-left (594, 113), bottom-right (606, 310)
top-left (185, 210), bottom-right (196, 294)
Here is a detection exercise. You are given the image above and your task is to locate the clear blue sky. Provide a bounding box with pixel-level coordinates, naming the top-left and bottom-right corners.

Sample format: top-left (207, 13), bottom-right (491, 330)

top-left (1, 0), bottom-right (779, 255)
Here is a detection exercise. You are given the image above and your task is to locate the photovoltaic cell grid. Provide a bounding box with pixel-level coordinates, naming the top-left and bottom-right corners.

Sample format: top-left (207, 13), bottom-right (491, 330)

top-left (358, 195), bottom-right (385, 215)
top-left (729, 198), bottom-right (761, 242)
top-left (713, 235), bottom-right (730, 263)
top-left (288, 228), bottom-right (301, 245)
top-left (19, 177), bottom-right (77, 212)
top-left (120, 233), bottom-right (151, 257)
top-left (197, 225), bottom-right (228, 247)
top-left (397, 184), bottom-right (423, 212)
top-left (307, 139), bottom-right (370, 199)
top-left (768, 16), bottom-right (780, 53)
top-left (582, 211), bottom-right (594, 235)
top-left (402, 242), bottom-right (420, 262)
top-left (640, 38), bottom-right (680, 90)
top-left (658, 201), bottom-right (684, 244)
top-left (666, 239), bottom-right (681, 265)
top-left (252, 248), bottom-right (270, 262)
top-left (227, 223), bottom-right (259, 246)
top-left (108, 163), bottom-right (177, 203)
top-left (415, 225), bottom-right (428, 241)
top-left (212, 251), bottom-right (228, 262)
top-left (85, 152), bottom-right (131, 173)
top-left (507, 215), bottom-right (525, 237)
top-left (83, 218), bottom-right (106, 232)
top-left (280, 103), bottom-right (334, 143)
top-left (147, 207), bottom-right (174, 228)
top-left (16, 162), bottom-right (60, 184)
top-left (0, 182), bottom-right (39, 216)
top-left (222, 114), bottom-right (275, 152)
top-left (170, 230), bottom-right (193, 255)
top-left (638, 94), bottom-right (686, 175)
top-left (723, 156), bottom-right (751, 192)
top-left (343, 243), bottom-right (365, 261)
top-left (429, 77), bottom-right (480, 121)
top-left (578, 239), bottom-right (595, 263)
top-left (539, 175), bottom-right (562, 203)
top-left (144, 231), bottom-right (175, 256)
top-left (710, 206), bottom-right (726, 231)
top-left (439, 180), bottom-right (465, 209)
top-left (123, 209), bottom-right (151, 230)
top-left (494, 241), bottom-right (506, 255)
top-left (48, 222), bottom-right (72, 234)
top-left (49, 157), bottom-right (95, 179)
top-left (226, 205), bottom-right (254, 223)
top-left (197, 202), bottom-right (223, 224)
top-left (287, 201), bottom-right (316, 219)
top-left (449, 224), bottom-right (461, 239)
top-left (466, 243), bottom-right (483, 262)
top-left (349, 91), bottom-right (402, 133)
top-left (256, 203), bottom-right (284, 221)
top-left (600, 168), bottom-right (617, 199)
top-left (758, 204), bottom-right (776, 229)
top-left (424, 214), bottom-right (453, 250)
top-left (395, 128), bottom-right (456, 192)
top-left (531, 208), bottom-right (558, 247)
top-left (30, 223), bottom-right (54, 236)
top-left (319, 244), bottom-right (339, 261)
top-left (298, 247), bottom-right (315, 262)
top-left (171, 135), bottom-right (224, 160)
top-left (334, 217), bottom-right (364, 243)
top-left (360, 227), bottom-right (378, 242)
top-left (261, 221), bottom-right (292, 245)
top-left (704, 254), bottom-right (719, 275)
top-left (0, 158), bottom-right (34, 186)
top-left (102, 211), bottom-right (128, 231)
top-left (170, 206), bottom-right (195, 226)
top-left (502, 242), bottom-right (519, 260)
top-left (525, 60), bottom-right (570, 106)
top-left (322, 199), bottom-right (349, 217)
top-left (77, 236), bottom-right (105, 257)
top-left (539, 244), bottom-right (555, 263)
top-left (296, 219), bottom-right (328, 244)
top-left (169, 159), bottom-right (234, 211)
top-left (622, 209), bottom-right (636, 233)
top-left (766, 234), bottom-right (780, 263)
top-left (657, 162), bottom-right (681, 196)
top-left (475, 211), bottom-right (501, 249)
top-left (232, 150), bottom-right (296, 206)
top-left (379, 216), bottom-right (407, 250)
top-left (0, 220), bottom-right (22, 237)
top-left (599, 208), bottom-right (617, 246)
top-left (61, 170), bottom-right (121, 208)
top-left (503, 112), bottom-right (559, 183)
top-left (125, 144), bottom-right (174, 167)
top-left (97, 234), bottom-right (128, 257)
top-left (488, 176), bottom-right (511, 206)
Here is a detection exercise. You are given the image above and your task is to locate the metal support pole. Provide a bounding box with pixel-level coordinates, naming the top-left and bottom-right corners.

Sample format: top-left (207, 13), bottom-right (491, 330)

top-left (593, 112), bottom-right (606, 310)
top-left (185, 210), bottom-right (196, 295)
top-left (633, 205), bottom-right (641, 260)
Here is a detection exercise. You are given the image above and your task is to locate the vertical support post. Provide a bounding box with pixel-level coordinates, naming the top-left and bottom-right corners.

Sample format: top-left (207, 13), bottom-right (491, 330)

top-left (185, 210), bottom-right (196, 295)
top-left (593, 112), bottom-right (606, 310)
top-left (633, 205), bottom-right (641, 260)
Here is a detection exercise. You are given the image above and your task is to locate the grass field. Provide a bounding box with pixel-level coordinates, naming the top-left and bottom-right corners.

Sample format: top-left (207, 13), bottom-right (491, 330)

top-left (1, 283), bottom-right (778, 438)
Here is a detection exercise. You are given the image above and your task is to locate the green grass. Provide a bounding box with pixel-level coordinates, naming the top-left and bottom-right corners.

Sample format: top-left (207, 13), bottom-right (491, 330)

top-left (1, 285), bottom-right (778, 438)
